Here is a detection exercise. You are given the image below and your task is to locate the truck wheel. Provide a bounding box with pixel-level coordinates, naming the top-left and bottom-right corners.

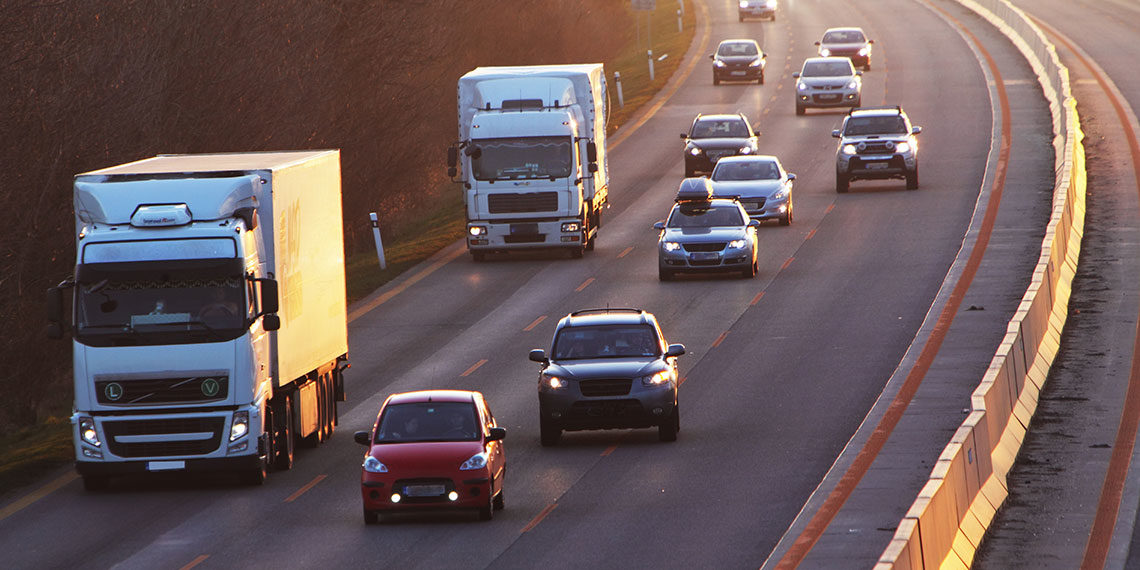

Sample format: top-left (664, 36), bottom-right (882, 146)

top-left (540, 415), bottom-right (561, 447)
top-left (82, 475), bottom-right (110, 492)
top-left (836, 173), bottom-right (850, 193)
top-left (658, 405), bottom-right (679, 442)
top-left (906, 167), bottom-right (919, 190)
top-left (243, 460), bottom-right (268, 486)
top-left (274, 393), bottom-right (295, 471)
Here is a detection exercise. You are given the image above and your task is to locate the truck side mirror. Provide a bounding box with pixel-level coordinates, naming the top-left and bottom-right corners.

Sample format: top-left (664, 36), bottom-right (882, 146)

top-left (447, 146), bottom-right (458, 168)
top-left (586, 141), bottom-right (597, 163)
top-left (46, 286), bottom-right (67, 339)
top-left (262, 314), bottom-right (281, 331)
top-left (258, 278), bottom-right (279, 314)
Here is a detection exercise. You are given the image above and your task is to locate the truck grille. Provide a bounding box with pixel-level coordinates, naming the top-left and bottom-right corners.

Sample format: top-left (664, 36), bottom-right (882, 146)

top-left (95, 375), bottom-right (228, 405)
top-left (104, 417), bottom-right (225, 458)
top-left (487, 192), bottom-right (558, 214)
top-left (579, 378), bottom-right (633, 397)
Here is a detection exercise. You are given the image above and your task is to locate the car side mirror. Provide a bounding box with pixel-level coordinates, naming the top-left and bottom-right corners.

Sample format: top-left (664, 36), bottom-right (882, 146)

top-left (708, 54), bottom-right (714, 60)
top-left (787, 173), bottom-right (796, 181)
top-left (792, 72), bottom-right (800, 78)
top-left (748, 220), bottom-right (762, 229)
top-left (832, 130), bottom-right (841, 138)
top-left (588, 163), bottom-right (599, 173)
top-left (46, 322), bottom-right (63, 340)
top-left (869, 39), bottom-right (875, 44)
top-left (354, 431), bottom-right (372, 445)
top-left (665, 344), bottom-right (686, 357)
top-left (653, 221), bottom-right (666, 231)
top-left (762, 53), bottom-right (767, 59)
top-left (487, 427), bottom-right (507, 442)
top-left (814, 41), bottom-right (821, 46)
top-left (912, 126), bottom-right (923, 135)
top-left (529, 349), bottom-right (548, 363)
top-left (856, 70), bottom-right (863, 76)
top-left (679, 133), bottom-right (689, 140)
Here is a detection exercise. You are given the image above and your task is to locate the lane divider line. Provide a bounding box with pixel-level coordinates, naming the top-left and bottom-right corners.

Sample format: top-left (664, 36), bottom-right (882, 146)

top-left (284, 474), bottom-right (327, 503)
top-left (711, 332), bottom-right (728, 348)
top-left (0, 471), bottom-right (76, 523)
top-left (751, 291), bottom-right (766, 306)
top-left (780, 257), bottom-right (794, 271)
top-left (618, 246), bottom-right (634, 258)
top-left (523, 315), bottom-right (547, 332)
top-left (601, 444), bottom-right (619, 457)
top-left (807, 229), bottom-right (817, 240)
top-left (460, 359), bottom-right (488, 378)
top-left (575, 278), bottom-right (595, 292)
top-left (179, 555), bottom-right (209, 570)
top-left (521, 503), bottom-right (558, 533)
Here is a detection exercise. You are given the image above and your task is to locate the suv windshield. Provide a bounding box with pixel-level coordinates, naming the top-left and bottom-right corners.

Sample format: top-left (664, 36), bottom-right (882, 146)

top-left (375, 402), bottom-right (480, 443)
top-left (845, 116), bottom-right (907, 135)
top-left (692, 120), bottom-right (749, 138)
top-left (667, 203), bottom-right (745, 228)
top-left (471, 136), bottom-right (573, 181)
top-left (717, 42), bottom-right (758, 57)
top-left (712, 160), bottom-right (780, 181)
top-left (803, 61), bottom-right (854, 77)
top-left (553, 324), bottom-right (660, 360)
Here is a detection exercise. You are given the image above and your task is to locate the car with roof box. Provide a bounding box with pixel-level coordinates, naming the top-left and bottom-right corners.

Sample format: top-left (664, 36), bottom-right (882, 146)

top-left (654, 178), bottom-right (761, 280)
top-left (530, 308), bottom-right (685, 446)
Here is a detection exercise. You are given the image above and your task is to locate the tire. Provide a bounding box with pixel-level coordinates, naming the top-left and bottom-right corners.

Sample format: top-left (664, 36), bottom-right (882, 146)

top-left (478, 492), bottom-right (494, 521)
top-left (273, 393), bottom-right (295, 471)
top-left (741, 257), bottom-right (757, 279)
top-left (82, 475), bottom-right (110, 492)
top-left (906, 167), bottom-right (919, 190)
top-left (539, 415), bottom-right (561, 447)
top-left (658, 404), bottom-right (679, 442)
top-left (836, 173), bottom-right (850, 194)
top-left (796, 103), bottom-right (805, 116)
top-left (713, 74), bottom-right (720, 86)
top-left (363, 508), bottom-right (379, 525)
top-left (242, 462), bottom-right (267, 486)
top-left (779, 200), bottom-right (793, 226)
top-left (658, 267), bottom-right (673, 282)
top-left (471, 251), bottom-right (486, 262)
top-left (493, 487), bottom-right (505, 511)
top-left (738, 14), bottom-right (744, 22)
top-left (759, 71), bottom-right (765, 85)
top-left (864, 62), bottom-right (871, 72)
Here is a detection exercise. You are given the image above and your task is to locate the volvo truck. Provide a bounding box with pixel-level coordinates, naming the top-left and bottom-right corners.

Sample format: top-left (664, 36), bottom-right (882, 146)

top-left (48, 150), bottom-right (349, 489)
top-left (448, 64), bottom-right (610, 260)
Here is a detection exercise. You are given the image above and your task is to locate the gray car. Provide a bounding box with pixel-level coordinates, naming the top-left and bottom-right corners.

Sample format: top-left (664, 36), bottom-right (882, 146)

top-left (710, 155), bottom-right (796, 225)
top-left (793, 57), bottom-right (862, 115)
top-left (655, 178), bottom-right (760, 281)
top-left (529, 308), bottom-right (685, 446)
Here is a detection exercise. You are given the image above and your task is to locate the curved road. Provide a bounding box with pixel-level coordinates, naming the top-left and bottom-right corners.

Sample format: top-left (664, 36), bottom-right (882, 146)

top-left (0, 0), bottom-right (1067, 567)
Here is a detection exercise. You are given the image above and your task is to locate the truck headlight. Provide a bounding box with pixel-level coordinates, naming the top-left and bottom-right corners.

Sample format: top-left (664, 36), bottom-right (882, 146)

top-left (460, 452), bottom-right (489, 471)
top-left (739, 0), bottom-right (749, 7)
top-left (663, 241), bottom-right (682, 252)
top-left (561, 221), bottom-right (581, 232)
top-left (469, 226), bottom-right (487, 236)
top-left (363, 455), bottom-right (389, 473)
top-left (230, 411), bottom-right (249, 442)
top-left (728, 239), bottom-right (747, 249)
top-left (79, 416), bottom-right (101, 447)
top-left (895, 142), bottom-right (911, 154)
top-left (640, 371), bottom-right (672, 386)
top-left (842, 144), bottom-right (858, 155)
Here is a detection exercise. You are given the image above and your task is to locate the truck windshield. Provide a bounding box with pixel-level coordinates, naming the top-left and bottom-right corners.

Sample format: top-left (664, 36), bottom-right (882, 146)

top-left (75, 259), bottom-right (250, 346)
top-left (470, 136), bottom-right (573, 181)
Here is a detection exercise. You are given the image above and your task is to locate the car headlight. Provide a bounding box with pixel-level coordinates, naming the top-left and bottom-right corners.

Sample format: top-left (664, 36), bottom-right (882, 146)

top-left (771, 187), bottom-right (789, 200)
top-left (858, 47), bottom-right (870, 56)
top-left (561, 221), bottom-right (581, 232)
top-left (819, 48), bottom-right (831, 57)
top-left (739, 146), bottom-right (754, 154)
top-left (797, 82), bottom-right (809, 91)
top-left (362, 455), bottom-right (389, 473)
top-left (728, 239), bottom-right (747, 249)
top-left (749, 58), bottom-right (762, 67)
top-left (229, 411), bottom-right (249, 442)
top-left (739, 0), bottom-right (749, 6)
top-left (842, 144), bottom-right (858, 155)
top-left (543, 375), bottom-right (568, 390)
top-left (689, 147), bottom-right (702, 155)
top-left (847, 80), bottom-right (859, 90)
top-left (895, 142), bottom-right (911, 154)
top-left (460, 452), bottom-right (489, 471)
top-left (663, 241), bottom-right (682, 252)
top-left (640, 370), bottom-right (673, 387)
top-left (468, 226), bottom-right (487, 236)
top-left (79, 416), bottom-right (101, 447)
top-left (714, 60), bottom-right (726, 68)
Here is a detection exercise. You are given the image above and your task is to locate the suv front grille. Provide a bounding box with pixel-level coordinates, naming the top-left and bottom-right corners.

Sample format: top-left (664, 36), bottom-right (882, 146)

top-left (683, 243), bottom-right (726, 253)
top-left (103, 417), bottom-right (225, 458)
top-left (579, 378), bottom-right (633, 397)
top-left (858, 142), bottom-right (900, 154)
top-left (487, 192), bottom-right (558, 214)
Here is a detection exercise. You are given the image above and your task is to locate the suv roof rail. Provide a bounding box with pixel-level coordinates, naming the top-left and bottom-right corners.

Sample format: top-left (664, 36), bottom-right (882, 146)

top-left (569, 308), bottom-right (644, 317)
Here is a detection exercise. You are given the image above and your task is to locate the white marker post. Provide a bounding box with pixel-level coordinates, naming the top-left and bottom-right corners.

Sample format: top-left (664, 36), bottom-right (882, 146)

top-left (614, 71), bottom-right (624, 108)
top-left (648, 50), bottom-right (655, 82)
top-left (369, 212), bottom-right (387, 270)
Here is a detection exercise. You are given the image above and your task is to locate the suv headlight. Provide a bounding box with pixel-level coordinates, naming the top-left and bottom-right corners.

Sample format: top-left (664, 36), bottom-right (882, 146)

top-left (230, 411), bottom-right (249, 442)
top-left (640, 370), bottom-right (673, 387)
top-left (363, 455), bottom-right (389, 473)
top-left (543, 375), bottom-right (568, 390)
top-left (842, 144), bottom-right (858, 155)
top-left (819, 48), bottom-right (831, 57)
top-left (895, 142), bottom-right (911, 154)
top-left (847, 80), bottom-right (859, 90)
top-left (714, 60), bottom-right (726, 68)
top-left (749, 58), bottom-right (762, 67)
top-left (858, 46), bottom-right (870, 56)
top-left (663, 241), bottom-right (682, 252)
top-left (79, 416), bottom-right (101, 447)
top-left (460, 452), bottom-right (489, 471)
top-left (797, 82), bottom-right (809, 91)
top-left (739, 0), bottom-right (749, 7)
top-left (689, 147), bottom-right (703, 155)
top-left (739, 146), bottom-right (754, 154)
top-left (728, 239), bottom-right (747, 249)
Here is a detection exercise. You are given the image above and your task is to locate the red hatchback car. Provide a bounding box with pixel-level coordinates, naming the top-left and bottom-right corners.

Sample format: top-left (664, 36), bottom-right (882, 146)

top-left (354, 390), bottom-right (506, 523)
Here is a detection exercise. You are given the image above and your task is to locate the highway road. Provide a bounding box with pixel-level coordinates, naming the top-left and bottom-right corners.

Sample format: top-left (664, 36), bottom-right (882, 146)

top-left (0, 0), bottom-right (1089, 568)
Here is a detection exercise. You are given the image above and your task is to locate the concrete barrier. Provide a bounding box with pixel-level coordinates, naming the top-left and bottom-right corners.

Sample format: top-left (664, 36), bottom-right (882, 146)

top-left (876, 0), bottom-right (1086, 567)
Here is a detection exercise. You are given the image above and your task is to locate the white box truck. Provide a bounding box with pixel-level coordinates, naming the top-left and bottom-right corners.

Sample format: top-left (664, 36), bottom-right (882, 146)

top-left (448, 64), bottom-right (610, 260)
top-left (48, 150), bottom-right (349, 489)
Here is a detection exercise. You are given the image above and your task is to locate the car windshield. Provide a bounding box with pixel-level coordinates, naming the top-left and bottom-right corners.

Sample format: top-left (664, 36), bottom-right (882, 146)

top-left (691, 120), bottom-right (749, 138)
top-left (845, 116), bottom-right (908, 135)
top-left (553, 324), bottom-right (660, 360)
top-left (712, 160), bottom-right (780, 181)
top-left (374, 402), bottom-right (480, 443)
top-left (717, 42), bottom-right (758, 56)
top-left (823, 30), bottom-right (865, 43)
top-left (666, 203), bottom-right (745, 228)
top-left (470, 136), bottom-right (573, 181)
top-left (802, 61), bottom-right (854, 77)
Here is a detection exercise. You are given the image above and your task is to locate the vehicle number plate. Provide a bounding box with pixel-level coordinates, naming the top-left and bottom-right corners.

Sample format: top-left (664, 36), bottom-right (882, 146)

top-left (819, 94), bottom-right (840, 101)
top-left (147, 460), bottom-right (186, 471)
top-left (691, 252), bottom-right (719, 262)
top-left (511, 223), bottom-right (538, 235)
top-left (730, 71), bottom-right (746, 76)
top-left (404, 484), bottom-right (446, 497)
top-left (866, 162), bottom-right (889, 170)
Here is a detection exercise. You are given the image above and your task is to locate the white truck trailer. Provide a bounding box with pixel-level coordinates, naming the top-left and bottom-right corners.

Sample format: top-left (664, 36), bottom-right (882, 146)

top-left (448, 64), bottom-right (610, 260)
top-left (48, 150), bottom-right (349, 489)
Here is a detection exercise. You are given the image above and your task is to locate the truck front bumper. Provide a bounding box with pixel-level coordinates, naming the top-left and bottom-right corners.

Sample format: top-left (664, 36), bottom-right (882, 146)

top-left (467, 218), bottom-right (584, 251)
top-left (76, 453), bottom-right (263, 477)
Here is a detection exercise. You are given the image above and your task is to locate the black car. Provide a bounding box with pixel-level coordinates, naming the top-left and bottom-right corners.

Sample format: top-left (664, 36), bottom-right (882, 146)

top-left (529, 308), bottom-right (685, 446)
top-left (680, 113), bottom-right (759, 177)
top-left (710, 39), bottom-right (767, 85)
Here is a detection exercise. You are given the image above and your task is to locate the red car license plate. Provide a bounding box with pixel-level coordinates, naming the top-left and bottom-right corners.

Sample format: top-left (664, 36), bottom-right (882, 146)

top-left (404, 484), bottom-right (446, 497)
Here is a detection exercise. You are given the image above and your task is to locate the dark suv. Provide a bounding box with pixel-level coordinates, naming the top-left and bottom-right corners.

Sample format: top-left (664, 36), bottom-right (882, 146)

top-left (681, 113), bottom-right (759, 177)
top-left (833, 106), bottom-right (922, 192)
top-left (529, 308), bottom-right (685, 445)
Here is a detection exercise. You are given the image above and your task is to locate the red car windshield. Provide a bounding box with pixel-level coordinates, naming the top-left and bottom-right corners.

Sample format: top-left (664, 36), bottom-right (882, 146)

top-left (374, 402), bottom-right (480, 443)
